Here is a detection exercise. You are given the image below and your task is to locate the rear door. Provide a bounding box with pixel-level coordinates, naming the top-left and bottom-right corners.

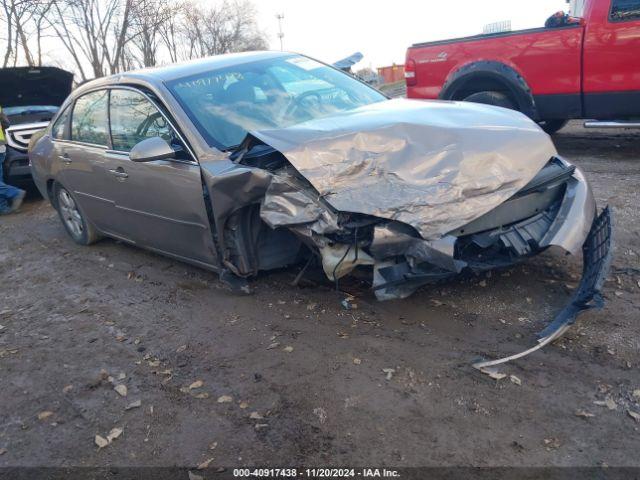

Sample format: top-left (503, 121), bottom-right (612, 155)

top-left (102, 88), bottom-right (218, 266)
top-left (583, 0), bottom-right (640, 117)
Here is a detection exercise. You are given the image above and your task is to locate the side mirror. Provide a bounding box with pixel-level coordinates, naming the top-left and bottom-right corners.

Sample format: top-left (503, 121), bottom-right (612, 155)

top-left (129, 137), bottom-right (175, 162)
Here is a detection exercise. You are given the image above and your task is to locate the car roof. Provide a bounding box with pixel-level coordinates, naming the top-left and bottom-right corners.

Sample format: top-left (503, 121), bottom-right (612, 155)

top-left (75, 51), bottom-right (293, 94)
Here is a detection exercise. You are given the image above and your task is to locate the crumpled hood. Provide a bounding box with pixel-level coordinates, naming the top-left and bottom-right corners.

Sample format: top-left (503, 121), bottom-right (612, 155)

top-left (251, 98), bottom-right (557, 240)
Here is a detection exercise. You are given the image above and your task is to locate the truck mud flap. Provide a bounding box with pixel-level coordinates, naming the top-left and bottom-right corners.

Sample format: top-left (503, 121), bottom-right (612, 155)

top-left (473, 206), bottom-right (613, 370)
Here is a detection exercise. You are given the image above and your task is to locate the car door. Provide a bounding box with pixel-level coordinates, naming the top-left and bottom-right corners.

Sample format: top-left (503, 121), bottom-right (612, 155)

top-left (583, 0), bottom-right (640, 117)
top-left (102, 87), bottom-right (218, 266)
top-left (53, 89), bottom-right (115, 233)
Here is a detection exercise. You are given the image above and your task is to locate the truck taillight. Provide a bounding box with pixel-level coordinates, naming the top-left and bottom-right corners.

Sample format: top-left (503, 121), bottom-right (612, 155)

top-left (405, 59), bottom-right (417, 86)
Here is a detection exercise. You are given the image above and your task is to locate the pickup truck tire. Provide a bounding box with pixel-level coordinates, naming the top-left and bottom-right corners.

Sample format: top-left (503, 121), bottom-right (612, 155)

top-left (538, 119), bottom-right (568, 135)
top-left (463, 91), bottom-right (516, 110)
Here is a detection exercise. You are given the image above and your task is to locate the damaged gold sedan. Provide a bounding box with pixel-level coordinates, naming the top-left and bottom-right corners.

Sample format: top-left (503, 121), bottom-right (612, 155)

top-left (30, 52), bottom-right (612, 350)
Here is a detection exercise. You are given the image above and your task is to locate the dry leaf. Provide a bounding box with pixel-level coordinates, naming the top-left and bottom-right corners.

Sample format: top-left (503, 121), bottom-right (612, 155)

top-left (197, 457), bottom-right (214, 470)
top-left (95, 435), bottom-right (109, 449)
top-left (176, 344), bottom-right (187, 353)
top-left (189, 380), bottom-right (204, 390)
top-left (208, 441), bottom-right (218, 450)
top-left (628, 410), bottom-right (640, 422)
top-left (249, 412), bottom-right (263, 419)
top-left (353, 358), bottom-right (362, 365)
top-left (633, 389), bottom-right (640, 399)
top-left (217, 395), bottom-right (233, 403)
top-left (188, 471), bottom-right (204, 480)
top-left (283, 346), bottom-right (294, 353)
top-left (118, 372), bottom-right (126, 380)
top-left (575, 410), bottom-right (595, 418)
top-left (193, 392), bottom-right (210, 399)
top-left (0, 448), bottom-right (6, 456)
top-left (509, 375), bottom-right (522, 386)
top-left (37, 411), bottom-right (54, 421)
top-left (125, 399), bottom-right (142, 410)
top-left (382, 368), bottom-right (395, 380)
top-left (114, 384), bottom-right (128, 397)
top-left (62, 385), bottom-right (73, 394)
top-left (107, 427), bottom-right (123, 442)
top-left (239, 401), bottom-right (249, 409)
top-left (266, 342), bottom-right (279, 350)
top-left (594, 397), bottom-right (617, 410)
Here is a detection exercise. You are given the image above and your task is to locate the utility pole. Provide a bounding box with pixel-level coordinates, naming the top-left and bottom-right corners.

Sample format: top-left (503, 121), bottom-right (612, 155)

top-left (276, 13), bottom-right (285, 51)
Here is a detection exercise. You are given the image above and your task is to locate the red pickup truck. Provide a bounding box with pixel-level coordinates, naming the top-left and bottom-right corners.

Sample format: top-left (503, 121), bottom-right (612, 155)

top-left (405, 0), bottom-right (640, 133)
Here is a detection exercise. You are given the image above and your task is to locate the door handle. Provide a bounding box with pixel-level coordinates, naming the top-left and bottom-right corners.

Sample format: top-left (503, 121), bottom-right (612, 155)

top-left (108, 168), bottom-right (129, 179)
top-left (59, 154), bottom-right (72, 164)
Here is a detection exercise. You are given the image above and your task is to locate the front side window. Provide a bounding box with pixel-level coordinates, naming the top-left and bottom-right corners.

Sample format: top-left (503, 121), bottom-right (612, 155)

top-left (610, 0), bottom-right (640, 20)
top-left (51, 106), bottom-right (71, 140)
top-left (109, 89), bottom-right (173, 152)
top-left (166, 54), bottom-right (386, 150)
top-left (71, 90), bottom-right (109, 145)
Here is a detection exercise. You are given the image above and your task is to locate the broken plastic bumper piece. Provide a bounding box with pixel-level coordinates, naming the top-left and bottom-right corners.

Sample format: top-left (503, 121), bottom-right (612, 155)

top-left (473, 206), bottom-right (613, 370)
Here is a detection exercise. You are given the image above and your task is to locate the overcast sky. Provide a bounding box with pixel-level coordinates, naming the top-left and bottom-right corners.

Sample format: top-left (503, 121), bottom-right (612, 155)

top-left (253, 0), bottom-right (569, 68)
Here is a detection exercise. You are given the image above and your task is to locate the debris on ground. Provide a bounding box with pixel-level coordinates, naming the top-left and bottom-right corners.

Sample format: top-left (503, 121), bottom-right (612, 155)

top-left (382, 368), bottom-right (395, 380)
top-left (353, 358), bottom-right (362, 365)
top-left (628, 410), bottom-right (640, 422)
top-left (189, 380), bottom-right (204, 390)
top-left (544, 437), bottom-right (561, 451)
top-left (594, 397), bottom-right (617, 410)
top-left (125, 400), bottom-right (142, 410)
top-left (114, 384), bottom-right (128, 397)
top-left (478, 366), bottom-right (507, 380)
top-left (95, 428), bottom-right (123, 449)
top-left (509, 375), bottom-right (522, 386)
top-left (37, 411), bottom-right (54, 421)
top-left (341, 296), bottom-right (358, 310)
top-left (283, 346), bottom-right (294, 353)
top-left (217, 395), bottom-right (233, 403)
top-left (197, 457), bottom-right (214, 470)
top-left (575, 410), bottom-right (595, 419)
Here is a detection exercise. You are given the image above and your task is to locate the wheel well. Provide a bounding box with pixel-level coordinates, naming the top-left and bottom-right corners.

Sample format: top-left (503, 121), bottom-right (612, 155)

top-left (46, 179), bottom-right (56, 205)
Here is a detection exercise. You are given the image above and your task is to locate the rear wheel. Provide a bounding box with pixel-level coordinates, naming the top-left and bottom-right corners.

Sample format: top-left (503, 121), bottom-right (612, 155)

top-left (463, 91), bottom-right (517, 110)
top-left (53, 182), bottom-right (100, 245)
top-left (538, 119), bottom-right (568, 135)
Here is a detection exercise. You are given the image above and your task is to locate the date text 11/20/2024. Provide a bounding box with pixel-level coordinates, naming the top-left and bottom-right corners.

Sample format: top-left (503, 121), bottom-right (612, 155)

top-left (232, 468), bottom-right (401, 478)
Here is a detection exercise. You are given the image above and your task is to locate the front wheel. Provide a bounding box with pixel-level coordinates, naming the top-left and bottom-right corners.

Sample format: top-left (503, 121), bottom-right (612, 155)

top-left (538, 119), bottom-right (568, 135)
top-left (53, 182), bottom-right (100, 245)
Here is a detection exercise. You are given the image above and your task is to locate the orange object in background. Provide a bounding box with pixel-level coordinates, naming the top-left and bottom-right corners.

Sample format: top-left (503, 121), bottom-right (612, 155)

top-left (377, 64), bottom-right (405, 84)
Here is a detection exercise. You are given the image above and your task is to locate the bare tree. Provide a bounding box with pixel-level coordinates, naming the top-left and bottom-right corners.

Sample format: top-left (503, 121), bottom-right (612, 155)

top-left (179, 0), bottom-right (267, 60)
top-left (128, 0), bottom-right (174, 68)
top-left (45, 0), bottom-right (136, 80)
top-left (1, 0), bottom-right (57, 67)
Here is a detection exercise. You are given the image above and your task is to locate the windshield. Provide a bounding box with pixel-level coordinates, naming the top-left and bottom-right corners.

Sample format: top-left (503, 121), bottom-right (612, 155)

top-left (166, 54), bottom-right (387, 150)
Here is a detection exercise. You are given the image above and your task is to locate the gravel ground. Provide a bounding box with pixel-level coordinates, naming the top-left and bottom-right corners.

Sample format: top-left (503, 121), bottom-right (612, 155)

top-left (0, 121), bottom-right (639, 470)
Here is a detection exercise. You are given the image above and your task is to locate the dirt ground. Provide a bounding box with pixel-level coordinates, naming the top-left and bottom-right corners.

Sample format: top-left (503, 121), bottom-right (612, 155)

top-left (0, 121), bottom-right (639, 470)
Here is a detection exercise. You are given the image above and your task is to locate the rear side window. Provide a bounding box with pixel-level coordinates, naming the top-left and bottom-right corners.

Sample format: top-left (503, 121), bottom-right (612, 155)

top-left (71, 90), bottom-right (109, 145)
top-left (51, 106), bottom-right (70, 140)
top-left (610, 0), bottom-right (640, 21)
top-left (109, 89), bottom-right (173, 152)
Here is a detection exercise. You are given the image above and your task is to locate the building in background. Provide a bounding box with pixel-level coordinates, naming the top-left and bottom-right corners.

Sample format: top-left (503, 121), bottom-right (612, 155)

top-left (377, 64), bottom-right (405, 85)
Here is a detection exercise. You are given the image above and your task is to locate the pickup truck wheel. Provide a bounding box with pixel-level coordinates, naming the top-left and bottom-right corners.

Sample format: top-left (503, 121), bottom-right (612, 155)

top-left (53, 182), bottom-right (100, 246)
top-left (538, 119), bottom-right (568, 135)
top-left (463, 91), bottom-right (516, 110)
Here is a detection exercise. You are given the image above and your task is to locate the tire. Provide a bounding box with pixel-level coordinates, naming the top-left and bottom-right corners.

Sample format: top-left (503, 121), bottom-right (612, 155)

top-left (53, 182), bottom-right (100, 245)
top-left (538, 119), bottom-right (568, 135)
top-left (463, 91), bottom-right (517, 110)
